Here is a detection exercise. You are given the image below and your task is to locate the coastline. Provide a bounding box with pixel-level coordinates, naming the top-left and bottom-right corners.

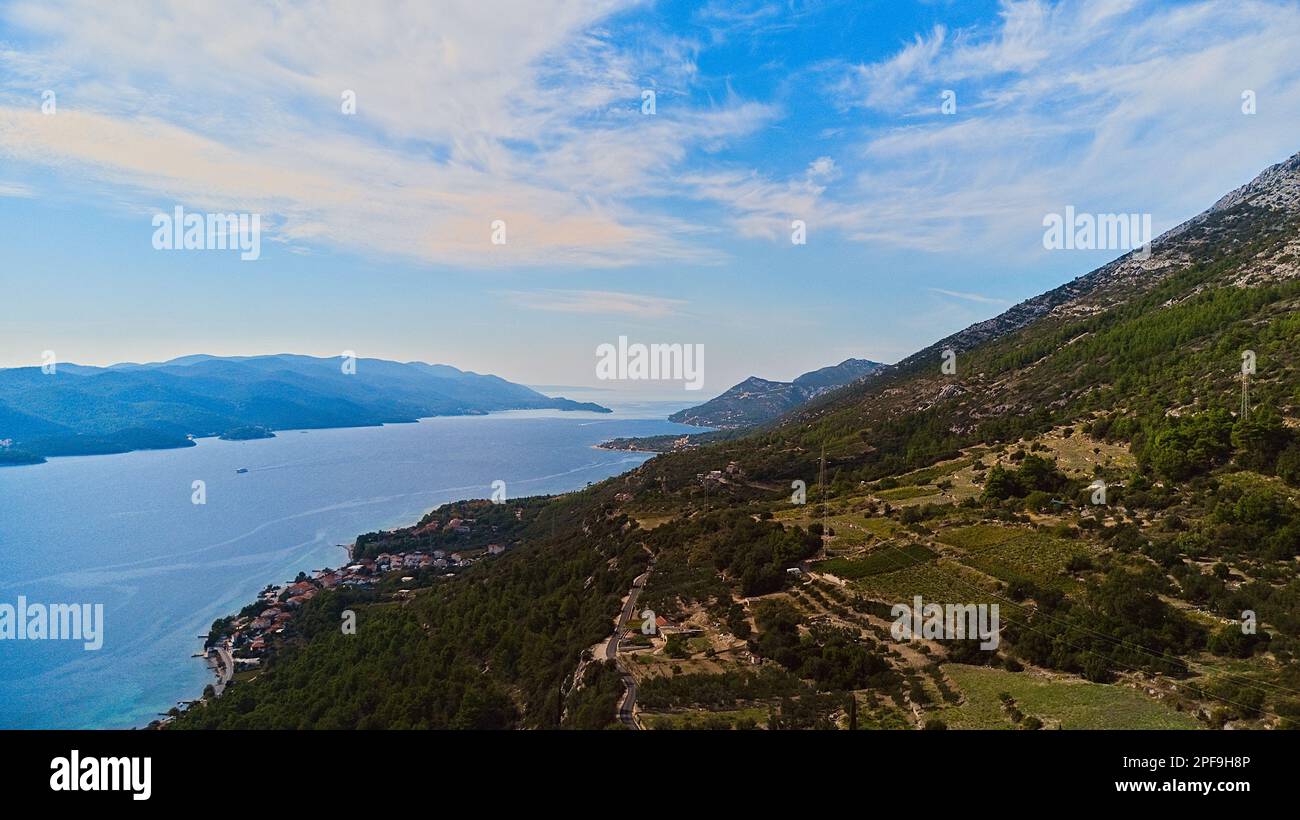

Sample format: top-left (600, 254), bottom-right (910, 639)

top-left (0, 409), bottom-right (694, 728)
top-left (7, 403), bottom-right (614, 466)
top-left (164, 425), bottom-right (668, 727)
top-left (169, 511), bottom-right (515, 727)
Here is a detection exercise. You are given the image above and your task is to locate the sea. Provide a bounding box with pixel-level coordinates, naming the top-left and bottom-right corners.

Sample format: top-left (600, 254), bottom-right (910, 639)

top-left (0, 400), bottom-right (698, 728)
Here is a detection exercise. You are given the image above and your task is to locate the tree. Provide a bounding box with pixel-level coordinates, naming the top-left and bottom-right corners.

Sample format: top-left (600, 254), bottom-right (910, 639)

top-left (983, 465), bottom-right (1022, 501)
top-left (1231, 410), bottom-right (1290, 473)
top-left (1277, 443), bottom-right (1300, 486)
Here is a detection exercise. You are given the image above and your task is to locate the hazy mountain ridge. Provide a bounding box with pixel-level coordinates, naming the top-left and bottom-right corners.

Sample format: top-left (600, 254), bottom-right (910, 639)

top-left (0, 354), bottom-right (610, 462)
top-left (669, 358), bottom-right (884, 428)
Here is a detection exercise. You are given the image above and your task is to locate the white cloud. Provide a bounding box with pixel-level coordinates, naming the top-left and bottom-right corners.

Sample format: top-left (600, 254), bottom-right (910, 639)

top-left (928, 287), bottom-right (1008, 305)
top-left (0, 0), bottom-right (767, 269)
top-left (1, 0), bottom-right (1297, 272)
top-left (807, 156), bottom-right (837, 181)
top-left (811, 0), bottom-right (1300, 255)
top-left (832, 24), bottom-right (949, 111)
top-left (502, 289), bottom-right (687, 317)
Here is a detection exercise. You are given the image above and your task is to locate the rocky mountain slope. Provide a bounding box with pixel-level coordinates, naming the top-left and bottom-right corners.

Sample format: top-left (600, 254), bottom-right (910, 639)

top-left (669, 358), bottom-right (884, 428)
top-left (763, 150), bottom-right (1300, 468)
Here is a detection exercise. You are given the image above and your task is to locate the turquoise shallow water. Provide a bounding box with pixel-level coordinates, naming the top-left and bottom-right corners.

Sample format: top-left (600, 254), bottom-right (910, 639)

top-left (0, 408), bottom-right (696, 728)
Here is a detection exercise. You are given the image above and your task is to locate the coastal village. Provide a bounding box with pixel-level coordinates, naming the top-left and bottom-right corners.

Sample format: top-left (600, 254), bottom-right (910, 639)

top-left (165, 512), bottom-right (513, 724)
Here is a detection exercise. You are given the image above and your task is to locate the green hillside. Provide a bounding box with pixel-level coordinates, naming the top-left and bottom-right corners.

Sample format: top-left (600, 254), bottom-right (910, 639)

top-left (171, 151), bottom-right (1300, 731)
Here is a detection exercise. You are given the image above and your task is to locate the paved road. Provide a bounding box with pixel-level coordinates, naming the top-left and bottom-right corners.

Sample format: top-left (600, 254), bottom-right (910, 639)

top-left (213, 643), bottom-right (234, 696)
top-left (608, 566), bottom-right (652, 728)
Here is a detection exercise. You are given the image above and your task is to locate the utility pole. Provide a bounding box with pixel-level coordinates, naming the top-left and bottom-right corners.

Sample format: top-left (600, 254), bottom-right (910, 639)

top-left (1241, 349), bottom-right (1255, 420)
top-left (1241, 369), bottom-right (1251, 420)
top-left (819, 443), bottom-right (828, 558)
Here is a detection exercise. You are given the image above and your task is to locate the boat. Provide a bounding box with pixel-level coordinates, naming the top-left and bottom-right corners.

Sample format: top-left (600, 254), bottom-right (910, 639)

top-left (236, 467), bottom-right (249, 474)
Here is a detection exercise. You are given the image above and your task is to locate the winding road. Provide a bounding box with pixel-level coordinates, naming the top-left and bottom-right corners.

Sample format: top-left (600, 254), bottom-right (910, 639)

top-left (607, 564), bottom-right (652, 729)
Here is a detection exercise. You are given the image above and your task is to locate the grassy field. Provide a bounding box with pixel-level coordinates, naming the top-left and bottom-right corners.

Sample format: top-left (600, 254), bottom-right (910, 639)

top-left (933, 664), bottom-right (1200, 729)
top-left (958, 531), bottom-right (1095, 589)
top-left (1035, 428), bottom-right (1135, 477)
top-left (818, 543), bottom-right (937, 579)
top-left (862, 517), bottom-right (902, 538)
top-left (853, 557), bottom-right (1004, 607)
top-left (875, 486), bottom-right (942, 501)
top-left (634, 515), bottom-right (675, 530)
top-left (775, 507), bottom-right (893, 549)
top-left (936, 523), bottom-right (1027, 550)
top-left (891, 457), bottom-right (975, 487)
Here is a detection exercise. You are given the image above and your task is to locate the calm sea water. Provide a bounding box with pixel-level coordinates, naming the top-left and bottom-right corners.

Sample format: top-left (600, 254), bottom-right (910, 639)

top-left (0, 406), bottom-right (697, 729)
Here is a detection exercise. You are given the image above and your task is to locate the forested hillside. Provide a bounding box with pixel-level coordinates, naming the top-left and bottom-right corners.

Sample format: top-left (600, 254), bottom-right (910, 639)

top-left (173, 151), bottom-right (1300, 731)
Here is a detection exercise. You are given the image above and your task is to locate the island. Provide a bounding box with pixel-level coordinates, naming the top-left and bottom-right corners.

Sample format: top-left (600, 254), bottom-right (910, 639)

top-left (0, 353), bottom-right (612, 461)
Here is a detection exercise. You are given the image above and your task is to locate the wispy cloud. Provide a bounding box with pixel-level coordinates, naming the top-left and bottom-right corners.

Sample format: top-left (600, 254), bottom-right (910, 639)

top-left (835, 0), bottom-right (1300, 252)
top-left (1, 0), bottom-right (1297, 275)
top-left (0, 0), bottom-right (768, 268)
top-left (502, 289), bottom-right (688, 318)
top-left (928, 287), bottom-right (1008, 305)
top-left (706, 0), bottom-right (1300, 256)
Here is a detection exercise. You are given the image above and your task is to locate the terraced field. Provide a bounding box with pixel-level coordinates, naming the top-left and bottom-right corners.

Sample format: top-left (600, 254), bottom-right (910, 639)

top-left (818, 543), bottom-right (937, 579)
top-left (861, 517), bottom-right (902, 538)
top-left (932, 664), bottom-right (1200, 729)
top-left (874, 485), bottom-right (941, 501)
top-left (941, 527), bottom-right (1097, 589)
top-left (936, 524), bottom-right (1027, 550)
top-left (775, 507), bottom-right (886, 549)
top-left (891, 457), bottom-right (976, 487)
top-left (853, 557), bottom-right (1005, 608)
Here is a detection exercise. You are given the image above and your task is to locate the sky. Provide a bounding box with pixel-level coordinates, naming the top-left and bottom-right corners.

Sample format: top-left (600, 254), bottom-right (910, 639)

top-left (1, 0), bottom-right (1299, 397)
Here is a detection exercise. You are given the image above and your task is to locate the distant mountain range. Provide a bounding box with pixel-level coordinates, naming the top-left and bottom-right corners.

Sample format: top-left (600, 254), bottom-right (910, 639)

top-left (668, 358), bottom-right (885, 428)
top-left (0, 354), bottom-right (610, 464)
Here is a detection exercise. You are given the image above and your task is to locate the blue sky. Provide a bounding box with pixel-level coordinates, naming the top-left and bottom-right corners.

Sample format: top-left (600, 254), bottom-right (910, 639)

top-left (2, 0), bottom-right (1299, 397)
